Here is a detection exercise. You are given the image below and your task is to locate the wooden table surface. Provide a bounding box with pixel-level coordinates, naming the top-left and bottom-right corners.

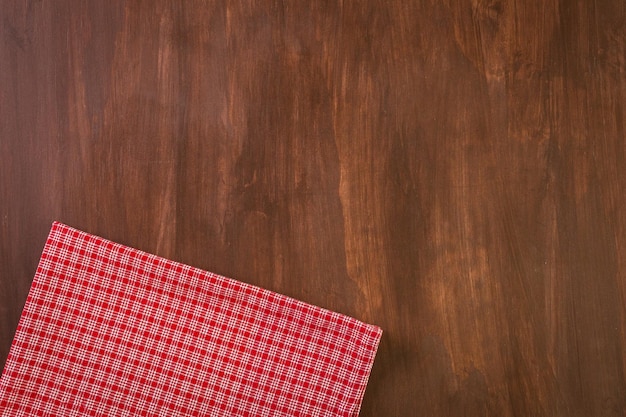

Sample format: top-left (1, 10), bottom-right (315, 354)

top-left (2, 1), bottom-right (625, 415)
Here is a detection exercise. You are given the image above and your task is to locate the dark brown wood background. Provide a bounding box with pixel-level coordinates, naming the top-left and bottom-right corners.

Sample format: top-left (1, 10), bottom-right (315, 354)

top-left (2, 0), bottom-right (626, 415)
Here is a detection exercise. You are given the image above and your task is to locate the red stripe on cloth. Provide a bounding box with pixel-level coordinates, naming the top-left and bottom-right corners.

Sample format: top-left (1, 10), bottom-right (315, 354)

top-left (0, 222), bottom-right (382, 416)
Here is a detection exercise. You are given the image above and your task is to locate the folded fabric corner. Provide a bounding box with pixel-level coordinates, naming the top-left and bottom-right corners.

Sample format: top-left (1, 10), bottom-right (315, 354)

top-left (0, 222), bottom-right (382, 416)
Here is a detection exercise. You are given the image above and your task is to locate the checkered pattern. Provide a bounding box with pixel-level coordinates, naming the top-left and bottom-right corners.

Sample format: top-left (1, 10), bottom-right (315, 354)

top-left (0, 222), bottom-right (382, 416)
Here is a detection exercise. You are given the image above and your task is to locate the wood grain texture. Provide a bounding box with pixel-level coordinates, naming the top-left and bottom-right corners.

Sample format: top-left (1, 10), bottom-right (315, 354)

top-left (1, 0), bottom-right (625, 415)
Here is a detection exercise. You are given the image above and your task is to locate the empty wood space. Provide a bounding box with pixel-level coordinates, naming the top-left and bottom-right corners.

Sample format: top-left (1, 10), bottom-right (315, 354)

top-left (1, 1), bottom-right (625, 415)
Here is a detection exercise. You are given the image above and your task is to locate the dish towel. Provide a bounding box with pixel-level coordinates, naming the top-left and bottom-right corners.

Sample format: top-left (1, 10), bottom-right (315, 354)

top-left (0, 222), bottom-right (382, 416)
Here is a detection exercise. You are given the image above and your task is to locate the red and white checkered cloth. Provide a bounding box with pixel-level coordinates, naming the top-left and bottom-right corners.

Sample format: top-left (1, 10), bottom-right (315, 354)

top-left (0, 222), bottom-right (382, 416)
